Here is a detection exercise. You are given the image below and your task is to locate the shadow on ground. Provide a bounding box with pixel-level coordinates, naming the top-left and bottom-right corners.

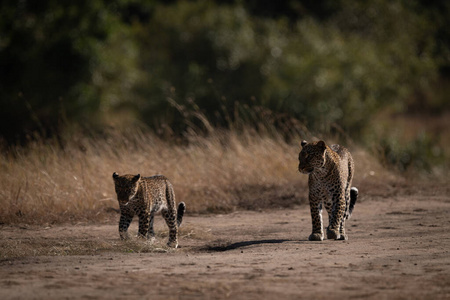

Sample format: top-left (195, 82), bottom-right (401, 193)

top-left (203, 239), bottom-right (292, 252)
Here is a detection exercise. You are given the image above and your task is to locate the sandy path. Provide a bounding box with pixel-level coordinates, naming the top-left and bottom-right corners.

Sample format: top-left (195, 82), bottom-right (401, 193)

top-left (1, 195), bottom-right (449, 299)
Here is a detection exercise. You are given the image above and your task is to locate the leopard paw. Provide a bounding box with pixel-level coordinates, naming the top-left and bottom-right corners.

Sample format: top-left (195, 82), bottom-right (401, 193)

top-left (167, 240), bottom-right (178, 248)
top-left (136, 233), bottom-right (147, 239)
top-left (308, 233), bottom-right (324, 241)
top-left (326, 228), bottom-right (340, 240)
top-left (119, 233), bottom-right (130, 240)
top-left (337, 234), bottom-right (348, 240)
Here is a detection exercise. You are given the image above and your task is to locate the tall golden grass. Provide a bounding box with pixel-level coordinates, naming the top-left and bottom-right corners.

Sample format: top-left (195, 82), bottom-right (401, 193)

top-left (0, 126), bottom-right (400, 225)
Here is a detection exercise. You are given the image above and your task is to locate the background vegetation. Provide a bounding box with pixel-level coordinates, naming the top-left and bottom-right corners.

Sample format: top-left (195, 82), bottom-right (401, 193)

top-left (0, 0), bottom-right (449, 223)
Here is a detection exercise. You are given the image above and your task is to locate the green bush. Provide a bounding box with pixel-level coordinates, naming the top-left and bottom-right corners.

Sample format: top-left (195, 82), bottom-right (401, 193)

top-left (378, 131), bottom-right (447, 173)
top-left (105, 0), bottom-right (439, 138)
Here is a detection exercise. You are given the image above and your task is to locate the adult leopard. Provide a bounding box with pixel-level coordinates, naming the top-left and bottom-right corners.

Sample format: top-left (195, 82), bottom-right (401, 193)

top-left (112, 172), bottom-right (185, 248)
top-left (298, 140), bottom-right (358, 241)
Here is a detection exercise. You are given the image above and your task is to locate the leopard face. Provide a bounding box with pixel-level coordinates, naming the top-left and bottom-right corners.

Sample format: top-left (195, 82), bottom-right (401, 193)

top-left (112, 172), bottom-right (141, 205)
top-left (298, 140), bottom-right (327, 174)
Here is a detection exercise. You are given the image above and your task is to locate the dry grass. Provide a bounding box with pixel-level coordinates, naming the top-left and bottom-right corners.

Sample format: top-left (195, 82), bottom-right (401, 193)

top-left (0, 219), bottom-right (213, 258)
top-left (0, 230), bottom-right (198, 258)
top-left (0, 128), bottom-right (303, 224)
top-left (0, 127), bottom-right (402, 225)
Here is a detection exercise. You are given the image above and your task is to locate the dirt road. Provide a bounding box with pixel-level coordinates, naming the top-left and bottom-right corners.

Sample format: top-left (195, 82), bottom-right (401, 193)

top-left (1, 195), bottom-right (449, 299)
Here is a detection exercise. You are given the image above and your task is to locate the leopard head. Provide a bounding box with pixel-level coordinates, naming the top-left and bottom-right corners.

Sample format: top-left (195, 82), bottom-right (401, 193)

top-left (298, 140), bottom-right (327, 174)
top-left (112, 172), bottom-right (141, 205)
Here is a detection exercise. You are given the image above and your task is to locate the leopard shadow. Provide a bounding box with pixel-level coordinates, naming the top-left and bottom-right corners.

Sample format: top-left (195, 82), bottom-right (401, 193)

top-left (203, 239), bottom-right (293, 252)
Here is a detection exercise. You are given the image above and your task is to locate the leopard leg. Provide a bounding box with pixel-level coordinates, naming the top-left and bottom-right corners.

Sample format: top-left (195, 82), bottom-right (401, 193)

top-left (327, 190), bottom-right (345, 240)
top-left (137, 212), bottom-right (150, 239)
top-left (147, 210), bottom-right (155, 239)
top-left (324, 201), bottom-right (333, 239)
top-left (162, 207), bottom-right (178, 248)
top-left (308, 193), bottom-right (324, 241)
top-left (337, 185), bottom-right (351, 240)
top-left (338, 218), bottom-right (347, 240)
top-left (119, 212), bottom-right (133, 240)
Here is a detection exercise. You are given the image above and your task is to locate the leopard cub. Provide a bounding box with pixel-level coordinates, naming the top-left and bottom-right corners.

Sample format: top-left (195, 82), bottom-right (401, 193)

top-left (112, 172), bottom-right (185, 248)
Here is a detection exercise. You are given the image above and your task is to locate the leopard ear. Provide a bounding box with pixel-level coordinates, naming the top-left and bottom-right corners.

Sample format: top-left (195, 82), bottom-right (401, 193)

top-left (301, 140), bottom-right (308, 147)
top-left (112, 172), bottom-right (119, 179)
top-left (317, 140), bottom-right (326, 150)
top-left (133, 174), bottom-right (141, 182)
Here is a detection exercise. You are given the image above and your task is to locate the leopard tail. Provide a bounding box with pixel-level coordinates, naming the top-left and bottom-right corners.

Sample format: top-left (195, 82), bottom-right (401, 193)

top-left (165, 181), bottom-right (185, 227)
top-left (347, 187), bottom-right (358, 219)
top-left (177, 202), bottom-right (186, 227)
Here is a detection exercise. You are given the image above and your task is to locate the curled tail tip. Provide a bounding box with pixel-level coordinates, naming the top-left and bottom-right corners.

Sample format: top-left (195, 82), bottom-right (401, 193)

top-left (347, 187), bottom-right (358, 219)
top-left (350, 187), bottom-right (358, 204)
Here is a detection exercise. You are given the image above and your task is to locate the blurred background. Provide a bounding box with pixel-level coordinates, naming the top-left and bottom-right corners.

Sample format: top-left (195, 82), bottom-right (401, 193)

top-left (1, 0), bottom-right (449, 173)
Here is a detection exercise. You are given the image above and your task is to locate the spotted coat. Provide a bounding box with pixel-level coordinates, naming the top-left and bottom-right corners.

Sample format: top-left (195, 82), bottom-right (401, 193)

top-left (112, 173), bottom-right (185, 248)
top-left (298, 140), bottom-right (358, 241)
